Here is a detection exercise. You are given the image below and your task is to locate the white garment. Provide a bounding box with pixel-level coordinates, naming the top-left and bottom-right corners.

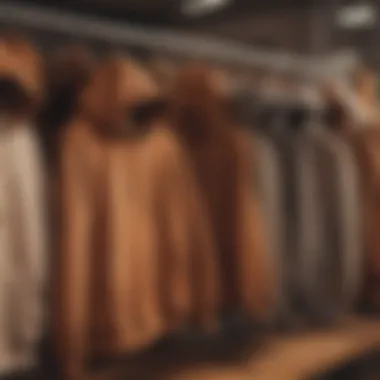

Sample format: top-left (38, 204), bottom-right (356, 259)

top-left (0, 121), bottom-right (46, 376)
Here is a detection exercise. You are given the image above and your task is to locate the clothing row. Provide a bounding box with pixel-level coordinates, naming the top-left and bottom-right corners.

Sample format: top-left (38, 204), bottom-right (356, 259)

top-left (251, 80), bottom-right (380, 318)
top-left (256, 129), bottom-right (362, 327)
top-left (0, 35), bottom-right (273, 380)
top-left (0, 34), bottom-right (379, 380)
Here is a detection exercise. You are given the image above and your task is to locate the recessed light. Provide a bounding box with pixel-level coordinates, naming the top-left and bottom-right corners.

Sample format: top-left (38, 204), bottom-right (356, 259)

top-left (181, 0), bottom-right (232, 17)
top-left (336, 3), bottom-right (377, 29)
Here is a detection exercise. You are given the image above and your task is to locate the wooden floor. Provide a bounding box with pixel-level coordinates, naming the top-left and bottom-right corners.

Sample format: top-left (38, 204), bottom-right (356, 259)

top-left (91, 317), bottom-right (380, 380)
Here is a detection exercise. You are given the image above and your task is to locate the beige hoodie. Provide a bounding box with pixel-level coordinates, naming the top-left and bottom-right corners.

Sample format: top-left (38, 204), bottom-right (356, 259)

top-left (0, 120), bottom-right (46, 376)
top-left (0, 34), bottom-right (46, 377)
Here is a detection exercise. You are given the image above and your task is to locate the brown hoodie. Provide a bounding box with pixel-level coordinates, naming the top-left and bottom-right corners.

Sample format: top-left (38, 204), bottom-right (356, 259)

top-left (54, 57), bottom-right (218, 379)
top-left (169, 63), bottom-right (275, 321)
top-left (344, 130), bottom-right (380, 310)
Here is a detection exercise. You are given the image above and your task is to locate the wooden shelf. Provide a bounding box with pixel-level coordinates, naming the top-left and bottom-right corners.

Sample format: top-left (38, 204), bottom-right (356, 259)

top-left (93, 317), bottom-right (380, 380)
top-left (247, 318), bottom-right (380, 380)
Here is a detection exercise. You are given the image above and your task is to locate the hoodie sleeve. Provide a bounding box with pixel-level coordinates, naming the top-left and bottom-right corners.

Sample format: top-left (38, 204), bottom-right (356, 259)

top-left (54, 125), bottom-right (93, 379)
top-left (155, 130), bottom-right (220, 330)
top-left (9, 126), bottom-right (47, 345)
top-left (235, 133), bottom-right (276, 321)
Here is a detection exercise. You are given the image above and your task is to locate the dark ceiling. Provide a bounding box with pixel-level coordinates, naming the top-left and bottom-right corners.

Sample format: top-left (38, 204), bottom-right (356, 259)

top-left (8, 0), bottom-right (312, 26)
top-left (4, 0), bottom-right (380, 67)
top-left (4, 0), bottom-right (321, 53)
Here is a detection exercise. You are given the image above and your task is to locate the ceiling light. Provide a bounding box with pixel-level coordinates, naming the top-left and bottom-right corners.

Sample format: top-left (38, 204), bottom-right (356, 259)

top-left (181, 0), bottom-right (232, 17)
top-left (336, 3), bottom-right (377, 29)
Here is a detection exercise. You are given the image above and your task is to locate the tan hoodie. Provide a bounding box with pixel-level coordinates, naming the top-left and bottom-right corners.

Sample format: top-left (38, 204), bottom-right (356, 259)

top-left (54, 57), bottom-right (218, 379)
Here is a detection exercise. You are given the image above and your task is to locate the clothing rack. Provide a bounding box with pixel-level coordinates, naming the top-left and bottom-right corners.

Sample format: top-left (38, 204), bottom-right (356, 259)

top-left (0, 1), bottom-right (359, 78)
top-left (3, 6), bottom-right (380, 380)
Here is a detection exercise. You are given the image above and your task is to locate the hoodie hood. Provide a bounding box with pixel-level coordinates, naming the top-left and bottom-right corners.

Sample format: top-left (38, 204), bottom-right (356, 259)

top-left (0, 34), bottom-right (43, 121)
top-left (170, 63), bottom-right (234, 145)
top-left (79, 56), bottom-right (166, 139)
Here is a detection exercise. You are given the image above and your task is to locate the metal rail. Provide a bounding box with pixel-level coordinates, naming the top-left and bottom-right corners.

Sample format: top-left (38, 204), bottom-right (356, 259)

top-left (0, 1), bottom-right (359, 77)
